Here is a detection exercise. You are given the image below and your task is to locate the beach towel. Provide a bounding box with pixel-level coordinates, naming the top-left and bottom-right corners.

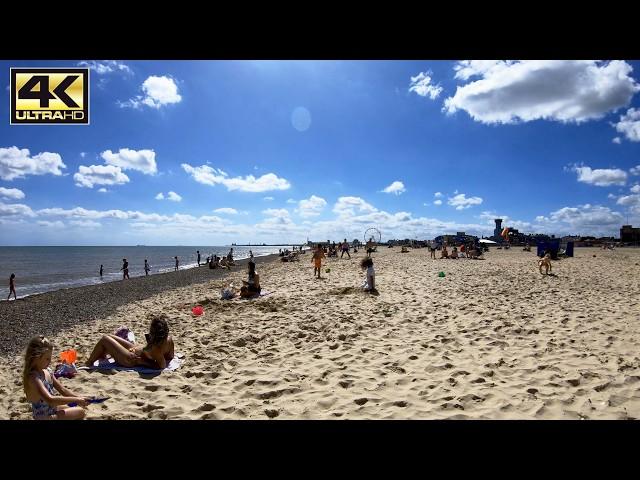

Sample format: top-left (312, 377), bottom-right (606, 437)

top-left (78, 353), bottom-right (183, 374)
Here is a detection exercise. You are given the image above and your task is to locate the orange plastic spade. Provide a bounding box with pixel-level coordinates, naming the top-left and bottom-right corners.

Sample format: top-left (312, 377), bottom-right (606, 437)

top-left (60, 349), bottom-right (77, 364)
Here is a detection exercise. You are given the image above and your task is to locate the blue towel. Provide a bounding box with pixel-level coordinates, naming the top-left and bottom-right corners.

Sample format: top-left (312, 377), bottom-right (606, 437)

top-left (78, 354), bottom-right (183, 374)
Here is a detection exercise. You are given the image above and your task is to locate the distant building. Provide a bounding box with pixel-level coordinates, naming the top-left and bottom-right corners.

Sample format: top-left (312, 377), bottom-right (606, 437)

top-left (621, 225), bottom-right (640, 244)
top-left (493, 219), bottom-right (503, 241)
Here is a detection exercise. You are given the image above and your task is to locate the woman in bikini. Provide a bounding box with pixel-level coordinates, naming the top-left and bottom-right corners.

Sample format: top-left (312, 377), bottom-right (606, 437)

top-left (85, 315), bottom-right (174, 369)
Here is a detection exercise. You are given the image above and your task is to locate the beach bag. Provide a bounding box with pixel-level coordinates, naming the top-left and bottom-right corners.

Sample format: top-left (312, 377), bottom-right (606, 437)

top-left (54, 349), bottom-right (78, 378)
top-left (114, 326), bottom-right (136, 343)
top-left (221, 287), bottom-right (236, 300)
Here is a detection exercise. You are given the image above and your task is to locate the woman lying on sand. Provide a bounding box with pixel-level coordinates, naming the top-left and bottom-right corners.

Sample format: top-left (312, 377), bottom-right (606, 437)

top-left (85, 315), bottom-right (174, 369)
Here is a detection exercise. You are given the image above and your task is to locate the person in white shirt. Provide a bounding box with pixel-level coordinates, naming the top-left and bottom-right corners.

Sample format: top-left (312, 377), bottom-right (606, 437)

top-left (360, 257), bottom-right (376, 292)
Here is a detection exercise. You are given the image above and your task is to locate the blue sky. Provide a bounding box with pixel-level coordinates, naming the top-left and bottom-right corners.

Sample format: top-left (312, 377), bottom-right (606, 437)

top-left (1, 60), bottom-right (640, 245)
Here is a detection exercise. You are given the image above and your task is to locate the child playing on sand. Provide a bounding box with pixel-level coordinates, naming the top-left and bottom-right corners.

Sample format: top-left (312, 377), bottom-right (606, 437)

top-left (7, 273), bottom-right (16, 300)
top-left (312, 244), bottom-right (325, 279)
top-left (23, 336), bottom-right (89, 419)
top-left (361, 257), bottom-right (376, 292)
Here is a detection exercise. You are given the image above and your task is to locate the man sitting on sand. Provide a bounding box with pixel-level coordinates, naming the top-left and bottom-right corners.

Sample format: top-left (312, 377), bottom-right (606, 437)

top-left (450, 247), bottom-right (458, 259)
top-left (440, 245), bottom-right (449, 259)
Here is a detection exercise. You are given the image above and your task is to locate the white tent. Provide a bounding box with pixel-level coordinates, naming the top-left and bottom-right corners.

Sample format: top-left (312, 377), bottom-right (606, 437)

top-left (479, 238), bottom-right (497, 244)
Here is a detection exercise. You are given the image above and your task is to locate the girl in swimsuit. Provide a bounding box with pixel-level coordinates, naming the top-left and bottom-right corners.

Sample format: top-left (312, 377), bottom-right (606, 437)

top-left (23, 336), bottom-right (89, 420)
top-left (85, 315), bottom-right (174, 370)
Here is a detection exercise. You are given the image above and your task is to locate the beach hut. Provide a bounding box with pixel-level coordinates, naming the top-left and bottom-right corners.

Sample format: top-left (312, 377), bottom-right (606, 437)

top-left (537, 240), bottom-right (560, 259)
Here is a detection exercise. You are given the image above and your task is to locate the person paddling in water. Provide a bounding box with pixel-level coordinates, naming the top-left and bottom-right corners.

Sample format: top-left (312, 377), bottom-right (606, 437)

top-left (121, 259), bottom-right (129, 280)
top-left (8, 273), bottom-right (17, 300)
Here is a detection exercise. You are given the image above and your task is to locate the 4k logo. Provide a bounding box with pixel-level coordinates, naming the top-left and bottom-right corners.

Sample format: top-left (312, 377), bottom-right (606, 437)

top-left (10, 68), bottom-right (89, 124)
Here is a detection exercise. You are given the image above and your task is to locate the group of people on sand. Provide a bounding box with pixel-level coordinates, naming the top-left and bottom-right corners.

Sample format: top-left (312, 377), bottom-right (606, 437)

top-left (311, 243), bottom-right (376, 293)
top-left (434, 243), bottom-right (482, 260)
top-left (206, 248), bottom-right (235, 269)
top-left (23, 315), bottom-right (174, 420)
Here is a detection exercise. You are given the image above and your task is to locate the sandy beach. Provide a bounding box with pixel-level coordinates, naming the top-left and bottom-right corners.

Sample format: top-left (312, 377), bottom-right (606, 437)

top-left (1, 246), bottom-right (640, 420)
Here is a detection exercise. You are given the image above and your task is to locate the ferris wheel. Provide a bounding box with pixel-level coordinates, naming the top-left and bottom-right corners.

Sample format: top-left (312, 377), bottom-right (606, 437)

top-left (364, 227), bottom-right (382, 244)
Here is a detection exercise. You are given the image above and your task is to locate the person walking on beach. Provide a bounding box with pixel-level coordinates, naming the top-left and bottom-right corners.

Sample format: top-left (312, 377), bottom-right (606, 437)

top-left (7, 273), bottom-right (17, 300)
top-left (99, 265), bottom-right (103, 278)
top-left (121, 259), bottom-right (129, 280)
top-left (341, 238), bottom-right (351, 259)
top-left (312, 244), bottom-right (325, 279)
top-left (197, 250), bottom-right (201, 267)
top-left (174, 256), bottom-right (179, 271)
top-left (249, 250), bottom-right (254, 260)
top-left (144, 259), bottom-right (150, 276)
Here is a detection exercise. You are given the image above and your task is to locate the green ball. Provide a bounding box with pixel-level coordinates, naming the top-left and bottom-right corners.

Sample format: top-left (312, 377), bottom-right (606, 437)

top-left (438, 271), bottom-right (445, 277)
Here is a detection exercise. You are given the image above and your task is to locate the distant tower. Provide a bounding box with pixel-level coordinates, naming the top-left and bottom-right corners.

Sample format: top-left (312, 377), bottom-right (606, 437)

top-left (494, 219), bottom-right (503, 239)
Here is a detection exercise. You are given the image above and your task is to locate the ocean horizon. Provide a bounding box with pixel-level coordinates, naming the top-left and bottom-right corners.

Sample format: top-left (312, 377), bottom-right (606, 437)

top-left (0, 245), bottom-right (299, 298)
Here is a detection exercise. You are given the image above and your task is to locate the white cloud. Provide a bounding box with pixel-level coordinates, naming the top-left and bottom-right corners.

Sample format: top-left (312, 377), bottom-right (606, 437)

top-left (80, 152), bottom-right (87, 158)
top-left (0, 147), bottom-right (66, 181)
top-left (444, 60), bottom-right (640, 124)
top-left (101, 148), bottom-right (157, 175)
top-left (617, 194), bottom-right (640, 209)
top-left (286, 199), bottom-right (297, 204)
top-left (166, 191), bottom-right (182, 202)
top-left (120, 75), bottom-right (182, 109)
top-left (77, 60), bottom-right (132, 75)
top-left (434, 199), bottom-right (443, 206)
top-left (98, 188), bottom-right (108, 193)
top-left (571, 165), bottom-right (627, 186)
top-left (333, 196), bottom-right (377, 217)
top-left (382, 181), bottom-right (406, 195)
top-left (535, 204), bottom-right (625, 236)
top-left (608, 193), bottom-right (617, 199)
top-left (408, 71), bottom-right (442, 100)
top-left (37, 220), bottom-right (65, 228)
top-left (434, 192), bottom-right (443, 198)
top-left (155, 193), bottom-right (164, 200)
top-left (630, 165), bottom-right (640, 176)
top-left (213, 207), bottom-right (238, 214)
top-left (263, 197), bottom-right (274, 201)
top-left (453, 60), bottom-right (506, 81)
top-left (74, 165), bottom-right (130, 188)
top-left (613, 137), bottom-right (622, 144)
top-left (0, 187), bottom-right (25, 200)
top-left (181, 164), bottom-right (291, 192)
top-left (613, 108), bottom-right (640, 142)
top-left (297, 195), bottom-right (327, 217)
top-left (69, 220), bottom-right (101, 228)
top-left (262, 208), bottom-right (290, 218)
top-left (631, 185), bottom-right (640, 194)
top-left (448, 193), bottom-right (483, 210)
top-left (0, 201), bottom-right (35, 217)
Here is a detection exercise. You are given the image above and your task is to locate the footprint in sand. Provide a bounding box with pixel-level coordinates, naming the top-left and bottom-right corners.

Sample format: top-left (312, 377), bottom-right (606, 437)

top-left (264, 409), bottom-right (279, 418)
top-left (142, 404), bottom-right (164, 412)
top-left (197, 403), bottom-right (216, 412)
